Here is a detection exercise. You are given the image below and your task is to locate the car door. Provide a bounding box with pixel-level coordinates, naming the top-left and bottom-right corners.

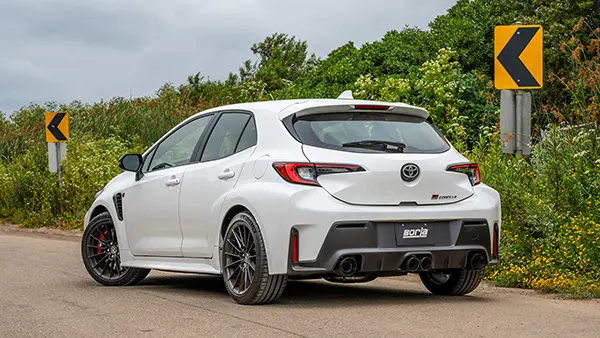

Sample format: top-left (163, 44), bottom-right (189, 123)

top-left (179, 112), bottom-right (257, 258)
top-left (123, 114), bottom-right (214, 257)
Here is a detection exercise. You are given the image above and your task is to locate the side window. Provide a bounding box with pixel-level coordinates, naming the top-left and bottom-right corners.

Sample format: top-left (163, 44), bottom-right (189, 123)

top-left (235, 117), bottom-right (257, 153)
top-left (147, 115), bottom-right (212, 171)
top-left (201, 113), bottom-right (250, 162)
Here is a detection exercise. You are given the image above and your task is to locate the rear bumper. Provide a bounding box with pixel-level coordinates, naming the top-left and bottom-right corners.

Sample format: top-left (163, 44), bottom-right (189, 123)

top-left (251, 182), bottom-right (501, 275)
top-left (288, 219), bottom-right (498, 276)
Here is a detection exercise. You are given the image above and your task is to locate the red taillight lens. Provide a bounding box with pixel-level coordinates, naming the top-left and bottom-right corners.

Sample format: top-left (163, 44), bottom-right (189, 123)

top-left (353, 104), bottom-right (391, 110)
top-left (273, 163), bottom-right (318, 185)
top-left (272, 162), bottom-right (364, 186)
top-left (447, 163), bottom-right (481, 186)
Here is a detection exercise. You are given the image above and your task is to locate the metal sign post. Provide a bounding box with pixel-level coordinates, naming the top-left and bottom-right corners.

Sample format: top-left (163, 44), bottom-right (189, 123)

top-left (46, 112), bottom-right (69, 214)
top-left (500, 90), bottom-right (531, 155)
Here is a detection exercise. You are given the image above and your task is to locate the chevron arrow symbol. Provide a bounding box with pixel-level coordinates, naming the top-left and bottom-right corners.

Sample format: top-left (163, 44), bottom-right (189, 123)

top-left (47, 113), bottom-right (67, 141)
top-left (497, 26), bottom-right (540, 87)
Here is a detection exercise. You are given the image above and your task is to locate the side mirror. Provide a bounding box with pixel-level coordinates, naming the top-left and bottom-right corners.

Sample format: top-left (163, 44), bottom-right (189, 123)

top-left (118, 154), bottom-right (143, 172)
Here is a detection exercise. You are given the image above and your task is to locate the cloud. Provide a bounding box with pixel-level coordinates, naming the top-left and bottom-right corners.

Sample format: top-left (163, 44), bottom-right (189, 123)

top-left (0, 0), bottom-right (456, 114)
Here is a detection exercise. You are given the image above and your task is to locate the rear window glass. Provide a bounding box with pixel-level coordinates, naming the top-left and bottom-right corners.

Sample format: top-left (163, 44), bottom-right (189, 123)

top-left (292, 112), bottom-right (450, 153)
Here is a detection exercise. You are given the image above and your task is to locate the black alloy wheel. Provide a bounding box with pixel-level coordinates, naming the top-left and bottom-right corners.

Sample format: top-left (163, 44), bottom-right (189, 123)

top-left (223, 220), bottom-right (257, 295)
top-left (81, 212), bottom-right (150, 286)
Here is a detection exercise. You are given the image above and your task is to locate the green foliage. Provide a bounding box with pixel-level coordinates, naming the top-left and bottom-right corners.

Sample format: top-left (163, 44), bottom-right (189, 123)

top-left (62, 136), bottom-right (139, 217)
top-left (353, 48), bottom-right (497, 150)
top-left (0, 143), bottom-right (58, 220)
top-left (239, 33), bottom-right (318, 91)
top-left (469, 125), bottom-right (600, 297)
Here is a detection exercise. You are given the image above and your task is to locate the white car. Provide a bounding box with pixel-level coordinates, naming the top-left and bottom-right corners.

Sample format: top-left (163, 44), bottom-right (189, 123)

top-left (81, 91), bottom-right (501, 305)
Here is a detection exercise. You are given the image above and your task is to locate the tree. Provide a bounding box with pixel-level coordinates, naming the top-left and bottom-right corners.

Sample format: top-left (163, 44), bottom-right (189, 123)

top-left (243, 33), bottom-right (317, 91)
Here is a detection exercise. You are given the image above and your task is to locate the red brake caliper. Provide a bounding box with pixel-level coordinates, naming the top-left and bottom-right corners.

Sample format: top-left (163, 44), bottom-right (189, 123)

top-left (97, 230), bottom-right (108, 255)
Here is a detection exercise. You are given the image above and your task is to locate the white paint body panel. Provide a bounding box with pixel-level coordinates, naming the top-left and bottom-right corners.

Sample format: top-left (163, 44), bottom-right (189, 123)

top-left (178, 147), bottom-right (255, 258)
top-left (123, 167), bottom-right (186, 257)
top-left (84, 98), bottom-right (501, 276)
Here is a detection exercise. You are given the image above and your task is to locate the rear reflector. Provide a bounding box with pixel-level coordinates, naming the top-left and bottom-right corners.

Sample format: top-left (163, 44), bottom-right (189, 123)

top-left (291, 234), bottom-right (298, 263)
top-left (493, 223), bottom-right (499, 259)
top-left (353, 105), bottom-right (391, 110)
top-left (273, 162), bottom-right (364, 186)
top-left (447, 162), bottom-right (481, 186)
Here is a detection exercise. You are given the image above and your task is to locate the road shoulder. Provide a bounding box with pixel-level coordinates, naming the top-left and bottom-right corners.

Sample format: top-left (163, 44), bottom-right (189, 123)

top-left (0, 223), bottom-right (81, 242)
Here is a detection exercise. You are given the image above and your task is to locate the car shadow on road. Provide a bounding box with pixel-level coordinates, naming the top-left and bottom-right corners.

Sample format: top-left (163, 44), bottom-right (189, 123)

top-left (133, 273), bottom-right (491, 307)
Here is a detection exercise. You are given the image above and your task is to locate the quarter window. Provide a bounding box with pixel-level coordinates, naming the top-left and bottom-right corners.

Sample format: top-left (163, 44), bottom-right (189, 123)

top-left (147, 115), bottom-right (212, 171)
top-left (235, 117), bottom-right (257, 153)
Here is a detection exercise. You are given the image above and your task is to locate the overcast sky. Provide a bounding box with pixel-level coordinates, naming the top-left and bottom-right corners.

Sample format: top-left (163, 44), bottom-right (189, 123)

top-left (0, 0), bottom-right (456, 115)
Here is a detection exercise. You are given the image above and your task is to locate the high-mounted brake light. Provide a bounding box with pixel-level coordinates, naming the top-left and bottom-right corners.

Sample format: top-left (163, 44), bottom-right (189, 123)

top-left (446, 163), bottom-right (481, 186)
top-left (272, 162), bottom-right (364, 186)
top-left (353, 105), bottom-right (391, 111)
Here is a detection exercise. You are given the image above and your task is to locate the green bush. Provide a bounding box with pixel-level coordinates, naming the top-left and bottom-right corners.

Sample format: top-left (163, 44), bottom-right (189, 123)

top-left (470, 125), bottom-right (600, 297)
top-left (61, 135), bottom-right (143, 219)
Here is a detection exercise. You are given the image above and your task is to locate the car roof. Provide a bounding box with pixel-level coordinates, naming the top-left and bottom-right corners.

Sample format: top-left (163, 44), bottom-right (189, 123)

top-left (190, 98), bottom-right (429, 120)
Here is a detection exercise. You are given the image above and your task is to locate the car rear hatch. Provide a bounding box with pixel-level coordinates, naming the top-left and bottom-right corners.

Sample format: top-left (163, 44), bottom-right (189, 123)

top-left (282, 102), bottom-right (476, 206)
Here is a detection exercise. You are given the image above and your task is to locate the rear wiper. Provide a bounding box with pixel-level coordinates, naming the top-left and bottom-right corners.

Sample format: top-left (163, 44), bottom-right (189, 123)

top-left (342, 140), bottom-right (406, 152)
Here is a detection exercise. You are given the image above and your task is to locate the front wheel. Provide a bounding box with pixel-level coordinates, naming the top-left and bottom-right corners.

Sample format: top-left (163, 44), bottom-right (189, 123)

top-left (221, 211), bottom-right (287, 305)
top-left (81, 212), bottom-right (150, 286)
top-left (419, 269), bottom-right (483, 296)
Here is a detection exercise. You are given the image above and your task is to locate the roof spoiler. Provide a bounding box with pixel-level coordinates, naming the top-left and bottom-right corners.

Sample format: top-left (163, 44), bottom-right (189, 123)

top-left (291, 103), bottom-right (429, 120)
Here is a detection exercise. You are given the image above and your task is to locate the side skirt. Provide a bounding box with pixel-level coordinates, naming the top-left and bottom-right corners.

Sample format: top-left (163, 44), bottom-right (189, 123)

top-left (120, 246), bottom-right (222, 275)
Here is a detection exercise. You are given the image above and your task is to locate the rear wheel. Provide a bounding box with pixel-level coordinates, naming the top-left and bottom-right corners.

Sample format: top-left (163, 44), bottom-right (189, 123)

top-left (221, 211), bottom-right (287, 305)
top-left (419, 269), bottom-right (483, 296)
top-left (81, 212), bottom-right (150, 286)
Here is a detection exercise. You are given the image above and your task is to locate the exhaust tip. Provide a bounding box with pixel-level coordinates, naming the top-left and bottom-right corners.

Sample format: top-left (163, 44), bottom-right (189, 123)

top-left (469, 253), bottom-right (486, 270)
top-left (406, 256), bottom-right (420, 272)
top-left (335, 256), bottom-right (358, 277)
top-left (420, 256), bottom-right (432, 271)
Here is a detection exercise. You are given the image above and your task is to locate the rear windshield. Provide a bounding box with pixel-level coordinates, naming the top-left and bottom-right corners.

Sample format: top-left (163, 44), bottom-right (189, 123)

top-left (291, 112), bottom-right (450, 154)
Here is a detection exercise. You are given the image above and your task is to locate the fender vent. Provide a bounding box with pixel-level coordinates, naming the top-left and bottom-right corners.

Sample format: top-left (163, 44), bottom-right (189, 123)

top-left (113, 193), bottom-right (123, 221)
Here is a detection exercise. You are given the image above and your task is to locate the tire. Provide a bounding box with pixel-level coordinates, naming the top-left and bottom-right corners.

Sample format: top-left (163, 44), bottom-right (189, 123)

top-left (81, 211), bottom-right (150, 286)
top-left (221, 211), bottom-right (287, 305)
top-left (419, 269), bottom-right (483, 296)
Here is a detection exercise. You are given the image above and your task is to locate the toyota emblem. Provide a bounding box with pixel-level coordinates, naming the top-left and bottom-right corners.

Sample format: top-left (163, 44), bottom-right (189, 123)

top-left (401, 163), bottom-right (420, 182)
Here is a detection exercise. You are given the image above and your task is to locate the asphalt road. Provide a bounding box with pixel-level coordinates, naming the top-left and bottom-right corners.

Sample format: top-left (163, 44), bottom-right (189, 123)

top-left (1, 230), bottom-right (600, 338)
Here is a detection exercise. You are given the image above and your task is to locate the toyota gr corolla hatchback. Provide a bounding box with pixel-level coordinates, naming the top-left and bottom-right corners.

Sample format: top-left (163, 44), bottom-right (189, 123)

top-left (81, 92), bottom-right (501, 305)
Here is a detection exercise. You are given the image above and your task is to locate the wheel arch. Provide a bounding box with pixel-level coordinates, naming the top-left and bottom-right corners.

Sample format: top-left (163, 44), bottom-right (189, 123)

top-left (220, 204), bottom-right (250, 239)
top-left (90, 205), bottom-right (110, 220)
top-left (85, 199), bottom-right (131, 251)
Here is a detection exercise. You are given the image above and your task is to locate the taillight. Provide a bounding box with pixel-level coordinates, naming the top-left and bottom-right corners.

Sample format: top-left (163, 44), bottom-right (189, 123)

top-left (446, 162), bottom-right (481, 186)
top-left (272, 162), bottom-right (364, 186)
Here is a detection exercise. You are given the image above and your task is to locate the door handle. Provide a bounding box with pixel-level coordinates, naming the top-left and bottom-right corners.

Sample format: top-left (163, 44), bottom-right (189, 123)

top-left (165, 176), bottom-right (180, 186)
top-left (218, 169), bottom-right (235, 180)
